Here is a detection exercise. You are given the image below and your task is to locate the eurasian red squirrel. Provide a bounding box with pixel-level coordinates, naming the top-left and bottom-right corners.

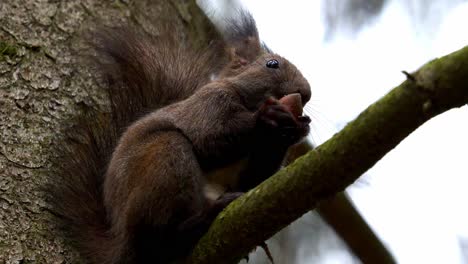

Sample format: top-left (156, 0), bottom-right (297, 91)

top-left (48, 11), bottom-right (311, 264)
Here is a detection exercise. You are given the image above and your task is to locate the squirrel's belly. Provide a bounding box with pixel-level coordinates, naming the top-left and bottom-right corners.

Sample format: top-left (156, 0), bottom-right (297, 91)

top-left (203, 158), bottom-right (248, 200)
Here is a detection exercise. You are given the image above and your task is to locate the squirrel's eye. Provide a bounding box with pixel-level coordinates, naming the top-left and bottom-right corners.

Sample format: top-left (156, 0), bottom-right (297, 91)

top-left (266, 59), bottom-right (279, 69)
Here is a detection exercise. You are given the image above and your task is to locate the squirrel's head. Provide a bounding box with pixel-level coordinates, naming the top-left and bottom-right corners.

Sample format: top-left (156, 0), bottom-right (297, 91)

top-left (216, 11), bottom-right (310, 110)
top-left (223, 53), bottom-right (311, 111)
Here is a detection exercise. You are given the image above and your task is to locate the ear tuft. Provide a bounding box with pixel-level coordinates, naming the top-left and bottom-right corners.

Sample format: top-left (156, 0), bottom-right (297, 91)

top-left (222, 11), bottom-right (264, 62)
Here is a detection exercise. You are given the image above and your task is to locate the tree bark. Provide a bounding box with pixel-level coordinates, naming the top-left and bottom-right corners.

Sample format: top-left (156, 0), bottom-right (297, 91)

top-left (0, 1), bottom-right (212, 263)
top-left (188, 46), bottom-right (468, 263)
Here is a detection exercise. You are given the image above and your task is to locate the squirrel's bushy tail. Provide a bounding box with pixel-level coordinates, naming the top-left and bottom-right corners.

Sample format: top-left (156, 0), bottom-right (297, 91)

top-left (90, 27), bottom-right (226, 128)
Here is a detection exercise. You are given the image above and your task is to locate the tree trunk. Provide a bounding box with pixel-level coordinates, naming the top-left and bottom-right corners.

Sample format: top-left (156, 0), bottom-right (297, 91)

top-left (0, 1), bottom-right (212, 262)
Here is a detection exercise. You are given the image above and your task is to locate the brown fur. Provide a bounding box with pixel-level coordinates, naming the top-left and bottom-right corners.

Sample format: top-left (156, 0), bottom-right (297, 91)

top-left (47, 11), bottom-right (311, 264)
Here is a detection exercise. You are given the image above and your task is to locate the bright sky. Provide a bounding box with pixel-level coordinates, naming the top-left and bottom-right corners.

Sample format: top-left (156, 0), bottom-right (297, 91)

top-left (196, 0), bottom-right (468, 263)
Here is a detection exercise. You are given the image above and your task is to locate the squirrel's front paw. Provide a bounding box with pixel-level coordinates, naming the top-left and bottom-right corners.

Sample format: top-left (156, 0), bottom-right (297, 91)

top-left (257, 98), bottom-right (310, 146)
top-left (209, 192), bottom-right (243, 216)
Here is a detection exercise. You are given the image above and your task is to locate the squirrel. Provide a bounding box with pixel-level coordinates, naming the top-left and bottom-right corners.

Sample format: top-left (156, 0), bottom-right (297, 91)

top-left (47, 11), bottom-right (311, 264)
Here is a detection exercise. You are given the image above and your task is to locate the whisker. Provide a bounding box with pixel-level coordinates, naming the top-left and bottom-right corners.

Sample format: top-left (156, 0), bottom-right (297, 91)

top-left (304, 110), bottom-right (336, 134)
top-left (302, 104), bottom-right (339, 145)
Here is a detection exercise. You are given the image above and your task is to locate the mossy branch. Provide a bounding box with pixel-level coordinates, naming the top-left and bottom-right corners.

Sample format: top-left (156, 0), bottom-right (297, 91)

top-left (188, 45), bottom-right (468, 263)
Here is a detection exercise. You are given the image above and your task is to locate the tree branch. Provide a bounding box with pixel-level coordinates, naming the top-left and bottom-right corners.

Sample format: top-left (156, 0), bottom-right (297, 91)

top-left (318, 192), bottom-right (395, 263)
top-left (188, 45), bottom-right (468, 263)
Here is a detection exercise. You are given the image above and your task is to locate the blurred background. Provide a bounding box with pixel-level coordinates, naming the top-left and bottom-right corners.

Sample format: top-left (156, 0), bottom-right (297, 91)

top-left (199, 0), bottom-right (468, 263)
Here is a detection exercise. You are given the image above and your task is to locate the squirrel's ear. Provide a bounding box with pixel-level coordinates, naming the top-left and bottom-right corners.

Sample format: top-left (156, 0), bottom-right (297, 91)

top-left (221, 10), bottom-right (264, 63)
top-left (227, 35), bottom-right (262, 63)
